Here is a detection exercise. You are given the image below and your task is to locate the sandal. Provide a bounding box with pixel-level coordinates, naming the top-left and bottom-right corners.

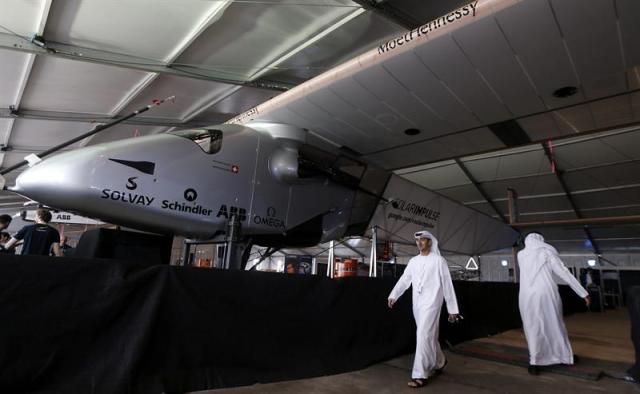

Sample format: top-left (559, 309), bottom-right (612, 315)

top-left (407, 378), bottom-right (427, 388)
top-left (433, 359), bottom-right (448, 376)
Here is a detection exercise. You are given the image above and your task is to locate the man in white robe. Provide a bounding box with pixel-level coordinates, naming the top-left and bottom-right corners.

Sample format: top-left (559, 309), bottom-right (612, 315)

top-left (388, 230), bottom-right (459, 388)
top-left (518, 232), bottom-right (590, 375)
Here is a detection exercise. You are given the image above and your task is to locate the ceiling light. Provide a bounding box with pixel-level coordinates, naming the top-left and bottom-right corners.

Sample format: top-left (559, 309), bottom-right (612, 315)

top-left (404, 128), bottom-right (421, 136)
top-left (553, 86), bottom-right (578, 98)
top-left (501, 260), bottom-right (508, 267)
top-left (587, 259), bottom-right (596, 267)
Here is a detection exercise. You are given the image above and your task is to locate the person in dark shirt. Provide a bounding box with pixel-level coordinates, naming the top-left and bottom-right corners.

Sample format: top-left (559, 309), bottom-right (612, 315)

top-left (4, 209), bottom-right (61, 256)
top-left (0, 231), bottom-right (15, 254)
top-left (54, 235), bottom-right (74, 257)
top-left (1, 215), bottom-right (15, 254)
top-left (0, 214), bottom-right (11, 231)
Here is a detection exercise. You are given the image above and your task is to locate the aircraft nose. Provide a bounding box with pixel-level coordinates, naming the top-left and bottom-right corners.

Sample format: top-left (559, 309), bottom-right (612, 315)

top-left (10, 150), bottom-right (94, 209)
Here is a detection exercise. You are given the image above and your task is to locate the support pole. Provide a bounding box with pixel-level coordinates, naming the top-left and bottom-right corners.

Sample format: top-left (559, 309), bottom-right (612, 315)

top-left (182, 239), bottom-right (192, 267)
top-left (327, 241), bottom-right (335, 278)
top-left (511, 247), bottom-right (519, 283)
top-left (369, 225), bottom-right (378, 277)
top-left (223, 214), bottom-right (241, 270)
top-left (507, 188), bottom-right (518, 225)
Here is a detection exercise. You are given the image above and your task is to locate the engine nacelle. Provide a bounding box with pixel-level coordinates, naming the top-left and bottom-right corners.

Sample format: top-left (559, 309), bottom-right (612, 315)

top-left (269, 144), bottom-right (300, 183)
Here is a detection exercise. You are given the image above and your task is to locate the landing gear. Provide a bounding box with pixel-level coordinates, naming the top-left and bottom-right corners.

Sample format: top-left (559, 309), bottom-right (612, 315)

top-left (181, 214), bottom-right (251, 270)
top-left (222, 214), bottom-right (242, 269)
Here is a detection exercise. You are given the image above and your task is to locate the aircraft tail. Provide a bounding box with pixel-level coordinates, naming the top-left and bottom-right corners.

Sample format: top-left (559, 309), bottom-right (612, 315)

top-left (365, 174), bottom-right (518, 255)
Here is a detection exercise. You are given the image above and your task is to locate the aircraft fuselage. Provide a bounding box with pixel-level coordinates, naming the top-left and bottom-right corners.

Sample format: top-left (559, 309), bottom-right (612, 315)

top-left (10, 123), bottom-right (356, 244)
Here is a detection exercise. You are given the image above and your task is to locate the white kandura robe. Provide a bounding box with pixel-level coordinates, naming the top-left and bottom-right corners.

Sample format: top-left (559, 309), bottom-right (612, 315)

top-left (518, 247), bottom-right (588, 366)
top-left (388, 254), bottom-right (459, 379)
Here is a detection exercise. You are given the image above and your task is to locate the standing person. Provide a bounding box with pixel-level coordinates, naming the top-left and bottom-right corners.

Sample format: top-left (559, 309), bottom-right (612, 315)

top-left (388, 230), bottom-right (459, 388)
top-left (56, 235), bottom-right (74, 257)
top-left (0, 214), bottom-right (12, 231)
top-left (1, 215), bottom-right (15, 254)
top-left (0, 232), bottom-right (15, 254)
top-left (518, 232), bottom-right (590, 375)
top-left (3, 209), bottom-right (62, 256)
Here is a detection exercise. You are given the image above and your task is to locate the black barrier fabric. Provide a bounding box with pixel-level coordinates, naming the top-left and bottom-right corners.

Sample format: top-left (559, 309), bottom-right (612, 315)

top-left (0, 256), bottom-right (586, 394)
top-left (74, 228), bottom-right (173, 265)
top-left (438, 281), bottom-right (586, 346)
top-left (627, 286), bottom-right (640, 380)
top-left (622, 271), bottom-right (640, 304)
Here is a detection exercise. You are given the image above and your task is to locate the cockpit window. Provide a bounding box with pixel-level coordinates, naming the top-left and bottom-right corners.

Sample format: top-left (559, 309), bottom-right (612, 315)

top-left (172, 129), bottom-right (223, 154)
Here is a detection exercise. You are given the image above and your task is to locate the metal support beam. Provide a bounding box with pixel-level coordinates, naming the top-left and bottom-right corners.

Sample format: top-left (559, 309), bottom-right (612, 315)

top-left (181, 86), bottom-right (243, 123)
top-left (109, 0), bottom-right (234, 116)
top-left (0, 31), bottom-right (291, 91)
top-left (511, 214), bottom-right (640, 228)
top-left (455, 158), bottom-right (506, 222)
top-left (0, 108), bottom-right (222, 128)
top-left (542, 143), bottom-right (601, 254)
top-left (249, 7), bottom-right (365, 81)
top-left (0, 0), bottom-right (52, 168)
top-left (81, 1), bottom-right (237, 145)
top-left (598, 255), bottom-right (618, 267)
top-left (350, 0), bottom-right (422, 29)
top-left (468, 183), bottom-right (640, 205)
top-left (340, 239), bottom-right (366, 258)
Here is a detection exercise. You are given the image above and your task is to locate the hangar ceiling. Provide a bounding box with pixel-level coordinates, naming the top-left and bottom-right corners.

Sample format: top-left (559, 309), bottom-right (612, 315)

top-left (0, 0), bottom-right (639, 254)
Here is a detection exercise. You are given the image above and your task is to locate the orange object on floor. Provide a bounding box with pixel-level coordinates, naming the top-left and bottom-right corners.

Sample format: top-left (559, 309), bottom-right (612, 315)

top-left (336, 258), bottom-right (358, 277)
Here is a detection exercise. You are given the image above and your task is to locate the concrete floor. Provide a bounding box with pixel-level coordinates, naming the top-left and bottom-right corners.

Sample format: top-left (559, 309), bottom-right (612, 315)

top-left (193, 309), bottom-right (640, 394)
top-left (479, 308), bottom-right (634, 364)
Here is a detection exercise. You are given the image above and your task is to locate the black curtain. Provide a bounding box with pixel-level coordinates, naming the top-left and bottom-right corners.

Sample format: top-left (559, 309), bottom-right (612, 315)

top-left (0, 256), bottom-right (586, 394)
top-left (627, 286), bottom-right (640, 380)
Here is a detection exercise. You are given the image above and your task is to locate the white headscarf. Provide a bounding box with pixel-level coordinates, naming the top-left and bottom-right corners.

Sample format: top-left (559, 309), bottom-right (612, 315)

top-left (414, 230), bottom-right (443, 294)
top-left (414, 230), bottom-right (442, 256)
top-left (523, 232), bottom-right (558, 256)
top-left (522, 232), bottom-right (559, 283)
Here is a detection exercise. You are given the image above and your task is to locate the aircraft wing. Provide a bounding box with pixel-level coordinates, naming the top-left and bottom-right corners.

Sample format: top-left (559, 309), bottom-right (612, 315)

top-left (228, 0), bottom-right (638, 169)
top-left (368, 174), bottom-right (518, 255)
top-left (225, 0), bottom-right (528, 254)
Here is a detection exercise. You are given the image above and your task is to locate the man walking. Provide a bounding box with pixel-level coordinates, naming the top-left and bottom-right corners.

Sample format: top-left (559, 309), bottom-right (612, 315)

top-left (518, 232), bottom-right (590, 375)
top-left (388, 230), bottom-right (459, 388)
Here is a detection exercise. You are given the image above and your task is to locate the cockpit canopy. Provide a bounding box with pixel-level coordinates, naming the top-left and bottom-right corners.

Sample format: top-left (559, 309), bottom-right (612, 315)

top-left (172, 129), bottom-right (222, 154)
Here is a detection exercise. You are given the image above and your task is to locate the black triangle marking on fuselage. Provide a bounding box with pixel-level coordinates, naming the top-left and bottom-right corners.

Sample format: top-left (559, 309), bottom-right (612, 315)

top-left (109, 159), bottom-right (156, 175)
